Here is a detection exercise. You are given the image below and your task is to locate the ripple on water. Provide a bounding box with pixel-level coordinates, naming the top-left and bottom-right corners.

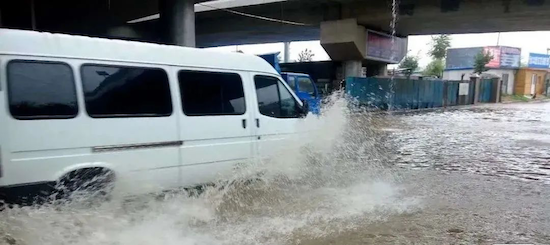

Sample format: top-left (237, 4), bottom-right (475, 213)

top-left (392, 102), bottom-right (550, 183)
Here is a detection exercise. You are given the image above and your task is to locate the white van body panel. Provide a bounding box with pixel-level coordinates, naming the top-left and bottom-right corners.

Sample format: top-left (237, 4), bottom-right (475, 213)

top-left (0, 29), bottom-right (303, 200)
top-left (0, 57), bottom-right (7, 183)
top-left (1, 56), bottom-right (182, 194)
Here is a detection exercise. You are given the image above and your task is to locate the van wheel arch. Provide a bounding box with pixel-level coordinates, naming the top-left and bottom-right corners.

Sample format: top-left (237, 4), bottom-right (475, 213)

top-left (55, 167), bottom-right (116, 200)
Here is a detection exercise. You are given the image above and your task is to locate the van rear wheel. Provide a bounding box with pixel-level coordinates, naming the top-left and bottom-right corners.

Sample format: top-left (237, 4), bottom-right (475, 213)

top-left (55, 168), bottom-right (115, 204)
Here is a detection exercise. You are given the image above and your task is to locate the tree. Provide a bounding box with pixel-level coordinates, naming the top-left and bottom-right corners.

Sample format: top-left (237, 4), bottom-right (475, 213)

top-left (473, 51), bottom-right (494, 74)
top-left (428, 35), bottom-right (451, 60)
top-left (423, 59), bottom-right (445, 78)
top-left (423, 35), bottom-right (451, 78)
top-left (297, 48), bottom-right (315, 62)
top-left (399, 55), bottom-right (419, 77)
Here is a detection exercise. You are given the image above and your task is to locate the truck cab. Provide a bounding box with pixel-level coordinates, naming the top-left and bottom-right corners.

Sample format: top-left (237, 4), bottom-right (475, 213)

top-left (258, 53), bottom-right (321, 114)
top-left (281, 72), bottom-right (321, 114)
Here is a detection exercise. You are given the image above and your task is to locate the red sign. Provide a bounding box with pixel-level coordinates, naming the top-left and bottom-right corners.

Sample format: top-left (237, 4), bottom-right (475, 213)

top-left (484, 46), bottom-right (501, 68)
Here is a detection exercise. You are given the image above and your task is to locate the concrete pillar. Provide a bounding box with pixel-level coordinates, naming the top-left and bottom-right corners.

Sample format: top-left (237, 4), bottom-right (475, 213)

top-left (493, 78), bottom-right (502, 103)
top-left (378, 65), bottom-right (388, 77)
top-left (320, 19), bottom-right (366, 61)
top-left (343, 60), bottom-right (363, 78)
top-left (159, 0), bottom-right (196, 47)
top-left (283, 42), bottom-right (290, 63)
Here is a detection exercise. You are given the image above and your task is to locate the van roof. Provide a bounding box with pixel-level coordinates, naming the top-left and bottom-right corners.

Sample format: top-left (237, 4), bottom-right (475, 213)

top-left (0, 29), bottom-right (279, 75)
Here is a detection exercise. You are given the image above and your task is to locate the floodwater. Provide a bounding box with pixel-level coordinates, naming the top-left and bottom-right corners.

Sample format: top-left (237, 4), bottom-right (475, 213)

top-left (1, 100), bottom-right (550, 245)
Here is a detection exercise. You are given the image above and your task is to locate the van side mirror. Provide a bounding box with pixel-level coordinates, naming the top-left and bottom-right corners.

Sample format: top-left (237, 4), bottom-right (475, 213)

top-left (299, 99), bottom-right (309, 117)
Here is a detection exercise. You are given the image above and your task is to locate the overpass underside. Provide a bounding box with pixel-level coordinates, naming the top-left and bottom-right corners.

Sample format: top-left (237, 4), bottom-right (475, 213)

top-left (1, 0), bottom-right (550, 47)
top-left (1, 0), bottom-right (550, 78)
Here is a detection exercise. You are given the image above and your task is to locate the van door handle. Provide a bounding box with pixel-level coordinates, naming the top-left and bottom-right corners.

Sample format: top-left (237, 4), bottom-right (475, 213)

top-left (242, 119), bottom-right (247, 129)
top-left (256, 119), bottom-right (260, 128)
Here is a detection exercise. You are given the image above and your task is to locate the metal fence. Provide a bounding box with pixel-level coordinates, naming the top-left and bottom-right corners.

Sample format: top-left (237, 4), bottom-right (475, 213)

top-left (478, 79), bottom-right (496, 103)
top-left (346, 77), bottom-right (479, 110)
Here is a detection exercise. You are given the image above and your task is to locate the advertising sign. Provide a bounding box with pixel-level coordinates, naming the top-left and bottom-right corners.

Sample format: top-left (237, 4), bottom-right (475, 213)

top-left (484, 46), bottom-right (501, 68)
top-left (365, 30), bottom-right (407, 64)
top-left (446, 47), bottom-right (482, 69)
top-left (446, 46), bottom-right (521, 70)
top-left (528, 53), bottom-right (550, 68)
top-left (499, 47), bottom-right (521, 68)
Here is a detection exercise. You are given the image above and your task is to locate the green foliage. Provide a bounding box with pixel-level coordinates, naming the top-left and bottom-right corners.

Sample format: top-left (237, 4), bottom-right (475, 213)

top-left (398, 55), bottom-right (419, 77)
top-left (297, 49), bottom-right (315, 62)
top-left (428, 35), bottom-right (451, 60)
top-left (511, 95), bottom-right (530, 102)
top-left (423, 59), bottom-right (445, 78)
top-left (473, 51), bottom-right (494, 74)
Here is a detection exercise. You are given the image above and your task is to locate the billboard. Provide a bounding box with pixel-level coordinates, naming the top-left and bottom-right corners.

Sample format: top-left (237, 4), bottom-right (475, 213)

top-left (528, 53), bottom-right (550, 68)
top-left (446, 47), bottom-right (482, 69)
top-left (365, 30), bottom-right (407, 64)
top-left (446, 46), bottom-right (521, 70)
top-left (499, 47), bottom-right (521, 68)
top-left (484, 46), bottom-right (501, 68)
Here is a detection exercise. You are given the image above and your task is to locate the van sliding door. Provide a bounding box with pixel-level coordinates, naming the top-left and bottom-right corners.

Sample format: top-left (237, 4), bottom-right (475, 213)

top-left (176, 70), bottom-right (255, 186)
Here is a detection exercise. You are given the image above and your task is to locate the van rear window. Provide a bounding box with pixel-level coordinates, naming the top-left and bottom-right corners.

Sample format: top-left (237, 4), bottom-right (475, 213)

top-left (7, 60), bottom-right (78, 120)
top-left (81, 64), bottom-right (172, 118)
top-left (178, 70), bottom-right (246, 116)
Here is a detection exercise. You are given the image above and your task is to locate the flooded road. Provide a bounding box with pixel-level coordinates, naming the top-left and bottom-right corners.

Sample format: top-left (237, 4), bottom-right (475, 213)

top-left (1, 101), bottom-right (550, 245)
top-left (395, 102), bottom-right (550, 184)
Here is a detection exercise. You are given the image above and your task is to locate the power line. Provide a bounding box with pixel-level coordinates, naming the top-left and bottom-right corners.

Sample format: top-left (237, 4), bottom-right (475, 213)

top-left (197, 2), bottom-right (311, 26)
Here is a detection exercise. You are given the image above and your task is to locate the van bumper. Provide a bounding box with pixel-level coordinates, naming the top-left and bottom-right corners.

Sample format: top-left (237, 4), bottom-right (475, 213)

top-left (0, 182), bottom-right (56, 205)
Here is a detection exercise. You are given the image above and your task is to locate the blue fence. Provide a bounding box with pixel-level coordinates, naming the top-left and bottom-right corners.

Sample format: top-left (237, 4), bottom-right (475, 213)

top-left (478, 79), bottom-right (495, 103)
top-left (346, 77), bottom-right (480, 110)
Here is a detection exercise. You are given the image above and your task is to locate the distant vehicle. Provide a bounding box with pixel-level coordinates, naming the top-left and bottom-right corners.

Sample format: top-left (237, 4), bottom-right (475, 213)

top-left (258, 53), bottom-right (321, 114)
top-left (0, 29), bottom-right (309, 205)
top-left (280, 72), bottom-right (321, 115)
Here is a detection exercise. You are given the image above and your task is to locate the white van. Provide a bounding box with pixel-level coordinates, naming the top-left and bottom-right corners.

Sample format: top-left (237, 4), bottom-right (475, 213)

top-left (0, 29), bottom-right (309, 204)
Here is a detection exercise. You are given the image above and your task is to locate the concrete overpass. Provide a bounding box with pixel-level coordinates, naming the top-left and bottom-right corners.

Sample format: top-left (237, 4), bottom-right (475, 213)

top-left (2, 0), bottom-right (550, 47)
top-left (1, 0), bottom-right (550, 79)
top-left (133, 0), bottom-right (550, 48)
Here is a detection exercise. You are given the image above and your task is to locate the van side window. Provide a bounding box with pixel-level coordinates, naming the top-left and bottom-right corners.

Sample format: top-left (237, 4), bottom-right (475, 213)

top-left (81, 64), bottom-right (172, 118)
top-left (254, 75), bottom-right (300, 118)
top-left (178, 70), bottom-right (246, 116)
top-left (7, 60), bottom-right (78, 120)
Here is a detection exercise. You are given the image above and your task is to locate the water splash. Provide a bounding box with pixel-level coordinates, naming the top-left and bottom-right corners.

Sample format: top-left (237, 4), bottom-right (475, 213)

top-left (0, 96), bottom-right (420, 245)
top-left (388, 0), bottom-right (399, 111)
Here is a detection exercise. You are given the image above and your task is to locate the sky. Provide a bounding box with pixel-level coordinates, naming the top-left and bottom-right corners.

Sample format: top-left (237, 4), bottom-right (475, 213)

top-left (206, 31), bottom-right (550, 69)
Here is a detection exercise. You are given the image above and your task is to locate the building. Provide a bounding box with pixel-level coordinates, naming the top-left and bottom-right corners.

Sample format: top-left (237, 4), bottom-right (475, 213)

top-left (514, 68), bottom-right (548, 96)
top-left (443, 46), bottom-right (521, 95)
